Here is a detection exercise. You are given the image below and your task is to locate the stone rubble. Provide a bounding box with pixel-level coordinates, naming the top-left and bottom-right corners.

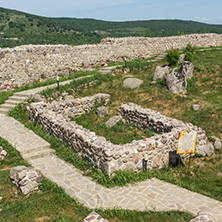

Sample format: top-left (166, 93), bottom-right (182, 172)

top-left (1, 33), bottom-right (222, 91)
top-left (83, 211), bottom-right (109, 222)
top-left (0, 146), bottom-right (7, 160)
top-left (29, 94), bottom-right (215, 174)
top-left (9, 166), bottom-right (42, 195)
top-left (190, 211), bottom-right (214, 222)
top-left (212, 136), bottom-right (222, 150)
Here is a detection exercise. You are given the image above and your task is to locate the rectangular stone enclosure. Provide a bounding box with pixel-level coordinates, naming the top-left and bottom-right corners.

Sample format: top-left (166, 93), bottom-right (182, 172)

top-left (30, 94), bottom-right (211, 175)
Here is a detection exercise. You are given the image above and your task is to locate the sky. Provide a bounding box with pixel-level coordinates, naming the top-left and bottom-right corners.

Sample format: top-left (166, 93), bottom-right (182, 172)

top-left (1, 0), bottom-right (222, 24)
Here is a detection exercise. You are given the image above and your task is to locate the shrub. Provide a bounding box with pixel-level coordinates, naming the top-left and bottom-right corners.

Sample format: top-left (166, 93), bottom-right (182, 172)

top-left (165, 49), bottom-right (180, 66)
top-left (183, 44), bottom-right (195, 62)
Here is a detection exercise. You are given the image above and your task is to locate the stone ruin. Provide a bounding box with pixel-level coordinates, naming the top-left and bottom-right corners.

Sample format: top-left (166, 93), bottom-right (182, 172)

top-left (29, 93), bottom-right (217, 175)
top-left (1, 33), bottom-right (222, 91)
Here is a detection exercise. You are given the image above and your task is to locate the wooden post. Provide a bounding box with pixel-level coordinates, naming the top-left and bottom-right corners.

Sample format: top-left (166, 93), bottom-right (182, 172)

top-left (188, 153), bottom-right (192, 171)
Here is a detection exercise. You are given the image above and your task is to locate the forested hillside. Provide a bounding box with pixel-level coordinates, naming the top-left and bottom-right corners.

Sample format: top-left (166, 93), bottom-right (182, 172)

top-left (1, 7), bottom-right (222, 48)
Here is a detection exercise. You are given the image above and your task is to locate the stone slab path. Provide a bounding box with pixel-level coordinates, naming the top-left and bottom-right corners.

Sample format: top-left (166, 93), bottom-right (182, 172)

top-left (0, 69), bottom-right (222, 221)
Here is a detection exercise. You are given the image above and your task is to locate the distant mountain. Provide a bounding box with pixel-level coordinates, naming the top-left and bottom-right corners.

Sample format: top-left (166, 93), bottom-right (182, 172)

top-left (1, 7), bottom-right (222, 48)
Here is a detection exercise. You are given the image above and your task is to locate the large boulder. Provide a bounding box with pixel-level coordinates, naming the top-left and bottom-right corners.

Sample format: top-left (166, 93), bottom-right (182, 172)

top-left (165, 61), bottom-right (194, 94)
top-left (196, 143), bottom-right (214, 157)
top-left (179, 61), bottom-right (194, 80)
top-left (165, 68), bottom-right (187, 94)
top-left (153, 65), bottom-right (170, 81)
top-left (123, 78), bottom-right (143, 89)
top-left (9, 166), bottom-right (42, 195)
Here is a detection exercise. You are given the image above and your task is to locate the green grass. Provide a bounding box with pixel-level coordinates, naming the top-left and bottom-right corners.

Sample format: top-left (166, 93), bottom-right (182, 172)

top-left (0, 136), bottom-right (193, 221)
top-left (72, 109), bottom-right (155, 145)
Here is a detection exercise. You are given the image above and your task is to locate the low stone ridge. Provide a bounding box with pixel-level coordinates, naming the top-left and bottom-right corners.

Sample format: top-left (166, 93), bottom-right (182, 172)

top-left (1, 33), bottom-right (221, 91)
top-left (118, 103), bottom-right (214, 156)
top-left (0, 146), bottom-right (7, 160)
top-left (190, 211), bottom-right (214, 222)
top-left (9, 166), bottom-right (42, 195)
top-left (123, 78), bottom-right (143, 89)
top-left (42, 93), bottom-right (110, 118)
top-left (83, 211), bottom-right (109, 222)
top-left (29, 93), bottom-right (214, 174)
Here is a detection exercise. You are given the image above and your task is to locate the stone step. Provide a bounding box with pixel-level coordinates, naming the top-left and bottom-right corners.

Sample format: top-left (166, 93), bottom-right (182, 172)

top-left (21, 144), bottom-right (51, 155)
top-left (0, 108), bottom-right (9, 114)
top-left (8, 95), bottom-right (29, 102)
top-left (22, 148), bottom-right (55, 161)
top-left (0, 103), bottom-right (16, 109)
top-left (5, 100), bottom-right (21, 105)
top-left (98, 70), bottom-right (111, 74)
top-left (13, 92), bottom-right (31, 98)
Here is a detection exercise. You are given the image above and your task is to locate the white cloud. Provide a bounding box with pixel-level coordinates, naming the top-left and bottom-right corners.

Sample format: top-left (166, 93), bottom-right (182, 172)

top-left (195, 16), bottom-right (212, 21)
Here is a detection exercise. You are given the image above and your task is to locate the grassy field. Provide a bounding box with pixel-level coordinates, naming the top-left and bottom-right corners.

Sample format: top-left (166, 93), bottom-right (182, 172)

top-left (2, 46), bottom-right (222, 221)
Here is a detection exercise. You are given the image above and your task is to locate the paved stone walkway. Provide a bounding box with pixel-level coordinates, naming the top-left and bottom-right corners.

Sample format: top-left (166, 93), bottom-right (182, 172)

top-left (0, 67), bottom-right (222, 221)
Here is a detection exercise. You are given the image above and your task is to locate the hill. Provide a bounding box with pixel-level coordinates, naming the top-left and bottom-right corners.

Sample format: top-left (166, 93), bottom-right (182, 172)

top-left (1, 7), bottom-right (222, 48)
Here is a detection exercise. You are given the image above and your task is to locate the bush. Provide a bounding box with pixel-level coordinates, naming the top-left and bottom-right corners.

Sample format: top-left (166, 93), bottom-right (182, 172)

top-left (165, 49), bottom-right (180, 66)
top-left (183, 44), bottom-right (195, 62)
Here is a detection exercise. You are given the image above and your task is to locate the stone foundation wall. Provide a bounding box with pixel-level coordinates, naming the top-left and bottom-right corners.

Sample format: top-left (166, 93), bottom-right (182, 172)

top-left (1, 33), bottom-right (222, 90)
top-left (30, 97), bottom-right (211, 175)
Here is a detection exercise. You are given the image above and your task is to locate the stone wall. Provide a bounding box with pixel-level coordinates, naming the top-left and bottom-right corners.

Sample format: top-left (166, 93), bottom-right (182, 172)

top-left (1, 33), bottom-right (222, 91)
top-left (29, 95), bottom-right (213, 175)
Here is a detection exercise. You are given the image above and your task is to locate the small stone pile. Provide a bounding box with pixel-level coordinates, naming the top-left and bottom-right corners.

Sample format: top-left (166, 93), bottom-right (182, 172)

top-left (9, 166), bottom-right (42, 195)
top-left (0, 146), bottom-right (7, 160)
top-left (190, 211), bottom-right (214, 222)
top-left (1, 33), bottom-right (222, 91)
top-left (83, 211), bottom-right (109, 222)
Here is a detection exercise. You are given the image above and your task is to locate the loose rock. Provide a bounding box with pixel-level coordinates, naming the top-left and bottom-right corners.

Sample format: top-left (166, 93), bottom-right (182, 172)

top-left (190, 211), bottom-right (214, 222)
top-left (96, 106), bottom-right (108, 118)
top-left (212, 136), bottom-right (221, 150)
top-left (0, 146), bottom-right (7, 160)
top-left (83, 211), bottom-right (109, 222)
top-left (123, 78), bottom-right (143, 89)
top-left (192, 104), bottom-right (201, 111)
top-left (9, 166), bottom-right (42, 195)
